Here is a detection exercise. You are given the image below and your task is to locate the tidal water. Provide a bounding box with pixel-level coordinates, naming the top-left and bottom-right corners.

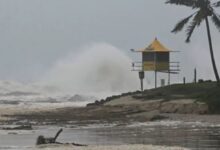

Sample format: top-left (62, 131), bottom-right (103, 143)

top-left (1, 121), bottom-right (220, 150)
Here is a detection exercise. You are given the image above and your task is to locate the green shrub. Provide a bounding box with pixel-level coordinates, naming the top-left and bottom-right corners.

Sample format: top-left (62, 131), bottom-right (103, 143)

top-left (198, 87), bottom-right (220, 113)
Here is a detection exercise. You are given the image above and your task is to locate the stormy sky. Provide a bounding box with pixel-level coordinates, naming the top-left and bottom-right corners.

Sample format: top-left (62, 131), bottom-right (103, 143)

top-left (0, 0), bottom-right (219, 85)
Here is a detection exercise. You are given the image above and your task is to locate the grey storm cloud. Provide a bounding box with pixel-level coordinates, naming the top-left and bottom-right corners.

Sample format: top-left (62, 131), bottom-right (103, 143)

top-left (0, 0), bottom-right (219, 87)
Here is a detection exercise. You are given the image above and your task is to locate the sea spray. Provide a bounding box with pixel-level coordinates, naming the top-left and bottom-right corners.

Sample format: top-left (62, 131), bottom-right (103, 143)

top-left (40, 43), bottom-right (139, 97)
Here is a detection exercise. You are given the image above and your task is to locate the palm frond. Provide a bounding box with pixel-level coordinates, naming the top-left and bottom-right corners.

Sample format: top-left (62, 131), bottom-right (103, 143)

top-left (172, 13), bottom-right (194, 33)
top-left (213, 1), bottom-right (220, 7)
top-left (211, 13), bottom-right (220, 31)
top-left (166, 0), bottom-right (199, 8)
top-left (185, 20), bottom-right (197, 42)
top-left (194, 10), bottom-right (206, 26)
top-left (185, 11), bottom-right (205, 42)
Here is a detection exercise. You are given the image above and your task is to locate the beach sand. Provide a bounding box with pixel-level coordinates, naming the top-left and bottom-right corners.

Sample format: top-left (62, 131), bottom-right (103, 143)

top-left (1, 96), bottom-right (220, 150)
top-left (35, 144), bottom-right (190, 150)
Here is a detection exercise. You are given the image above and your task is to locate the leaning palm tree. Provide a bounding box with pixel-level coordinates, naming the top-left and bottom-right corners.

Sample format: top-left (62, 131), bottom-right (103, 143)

top-left (166, 0), bottom-right (220, 84)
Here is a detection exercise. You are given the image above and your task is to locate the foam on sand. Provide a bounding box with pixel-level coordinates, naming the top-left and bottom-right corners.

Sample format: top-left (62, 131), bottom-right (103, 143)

top-left (35, 144), bottom-right (190, 150)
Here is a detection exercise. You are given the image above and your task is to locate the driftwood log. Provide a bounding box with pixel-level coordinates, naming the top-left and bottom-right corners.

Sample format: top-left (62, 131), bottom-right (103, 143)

top-left (36, 128), bottom-right (87, 146)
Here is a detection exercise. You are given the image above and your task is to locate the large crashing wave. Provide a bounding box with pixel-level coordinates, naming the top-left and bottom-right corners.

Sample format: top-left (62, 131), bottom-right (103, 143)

top-left (0, 43), bottom-right (139, 107)
top-left (40, 43), bottom-right (139, 97)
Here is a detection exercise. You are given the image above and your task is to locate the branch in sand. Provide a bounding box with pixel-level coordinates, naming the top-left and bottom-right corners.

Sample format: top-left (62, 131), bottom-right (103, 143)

top-left (36, 128), bottom-right (87, 146)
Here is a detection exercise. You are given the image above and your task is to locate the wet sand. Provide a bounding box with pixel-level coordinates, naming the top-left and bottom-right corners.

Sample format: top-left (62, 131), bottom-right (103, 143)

top-left (35, 144), bottom-right (190, 150)
top-left (1, 100), bottom-right (220, 150)
top-left (3, 105), bottom-right (220, 126)
top-left (1, 120), bottom-right (220, 150)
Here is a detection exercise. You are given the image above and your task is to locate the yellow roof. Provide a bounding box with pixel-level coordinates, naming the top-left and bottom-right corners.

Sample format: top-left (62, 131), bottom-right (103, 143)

top-left (138, 38), bottom-right (170, 52)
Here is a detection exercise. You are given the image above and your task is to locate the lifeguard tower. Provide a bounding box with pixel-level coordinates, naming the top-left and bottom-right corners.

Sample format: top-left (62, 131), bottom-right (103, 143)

top-left (131, 38), bottom-right (179, 90)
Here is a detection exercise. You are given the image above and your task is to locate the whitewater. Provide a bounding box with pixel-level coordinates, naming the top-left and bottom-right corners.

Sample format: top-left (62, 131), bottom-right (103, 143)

top-left (0, 43), bottom-right (139, 111)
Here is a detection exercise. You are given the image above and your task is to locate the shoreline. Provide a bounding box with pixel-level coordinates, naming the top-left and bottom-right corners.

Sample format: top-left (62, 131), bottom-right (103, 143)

top-left (1, 104), bottom-right (220, 126)
top-left (1, 105), bottom-right (220, 150)
top-left (1, 82), bottom-right (220, 126)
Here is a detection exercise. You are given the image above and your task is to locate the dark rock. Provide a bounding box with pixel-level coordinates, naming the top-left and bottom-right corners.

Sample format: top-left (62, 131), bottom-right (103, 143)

top-left (3, 124), bottom-right (32, 130)
top-left (0, 100), bottom-right (20, 105)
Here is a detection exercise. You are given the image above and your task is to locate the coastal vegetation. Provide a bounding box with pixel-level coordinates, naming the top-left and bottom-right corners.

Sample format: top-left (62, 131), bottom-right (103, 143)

top-left (92, 81), bottom-right (220, 113)
top-left (142, 81), bottom-right (220, 113)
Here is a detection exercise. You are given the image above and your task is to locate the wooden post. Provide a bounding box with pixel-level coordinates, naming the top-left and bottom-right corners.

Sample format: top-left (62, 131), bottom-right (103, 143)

top-left (194, 68), bottom-right (197, 83)
top-left (168, 71), bottom-right (170, 85)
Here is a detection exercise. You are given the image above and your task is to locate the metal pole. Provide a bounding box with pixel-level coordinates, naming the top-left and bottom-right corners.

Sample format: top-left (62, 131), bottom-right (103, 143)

top-left (154, 52), bottom-right (157, 88)
top-left (140, 78), bottom-right (143, 91)
top-left (155, 71), bottom-right (157, 88)
top-left (139, 71), bottom-right (145, 91)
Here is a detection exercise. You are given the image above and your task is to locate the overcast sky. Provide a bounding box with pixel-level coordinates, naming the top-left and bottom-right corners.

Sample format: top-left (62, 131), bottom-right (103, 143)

top-left (0, 0), bottom-right (219, 84)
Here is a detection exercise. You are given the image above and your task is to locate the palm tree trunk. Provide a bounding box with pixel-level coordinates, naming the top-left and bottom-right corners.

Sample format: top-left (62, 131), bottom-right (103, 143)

top-left (205, 17), bottom-right (220, 85)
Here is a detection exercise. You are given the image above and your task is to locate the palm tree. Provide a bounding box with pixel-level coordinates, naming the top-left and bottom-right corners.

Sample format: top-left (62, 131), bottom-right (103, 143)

top-left (166, 0), bottom-right (220, 84)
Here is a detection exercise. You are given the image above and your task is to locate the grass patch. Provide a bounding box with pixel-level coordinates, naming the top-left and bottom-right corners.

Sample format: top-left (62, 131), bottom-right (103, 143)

top-left (91, 81), bottom-right (220, 113)
top-left (138, 82), bottom-right (220, 113)
top-left (197, 86), bottom-right (220, 113)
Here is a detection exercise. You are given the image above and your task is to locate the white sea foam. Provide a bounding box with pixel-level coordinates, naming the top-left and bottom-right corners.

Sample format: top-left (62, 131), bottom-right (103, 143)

top-left (39, 43), bottom-right (139, 97)
top-left (127, 120), bottom-right (220, 128)
top-left (0, 43), bottom-right (139, 110)
top-left (0, 145), bottom-right (191, 150)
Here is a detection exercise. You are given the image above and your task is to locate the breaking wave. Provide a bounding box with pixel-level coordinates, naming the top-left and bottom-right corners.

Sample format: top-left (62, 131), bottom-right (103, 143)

top-left (40, 43), bottom-right (139, 97)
